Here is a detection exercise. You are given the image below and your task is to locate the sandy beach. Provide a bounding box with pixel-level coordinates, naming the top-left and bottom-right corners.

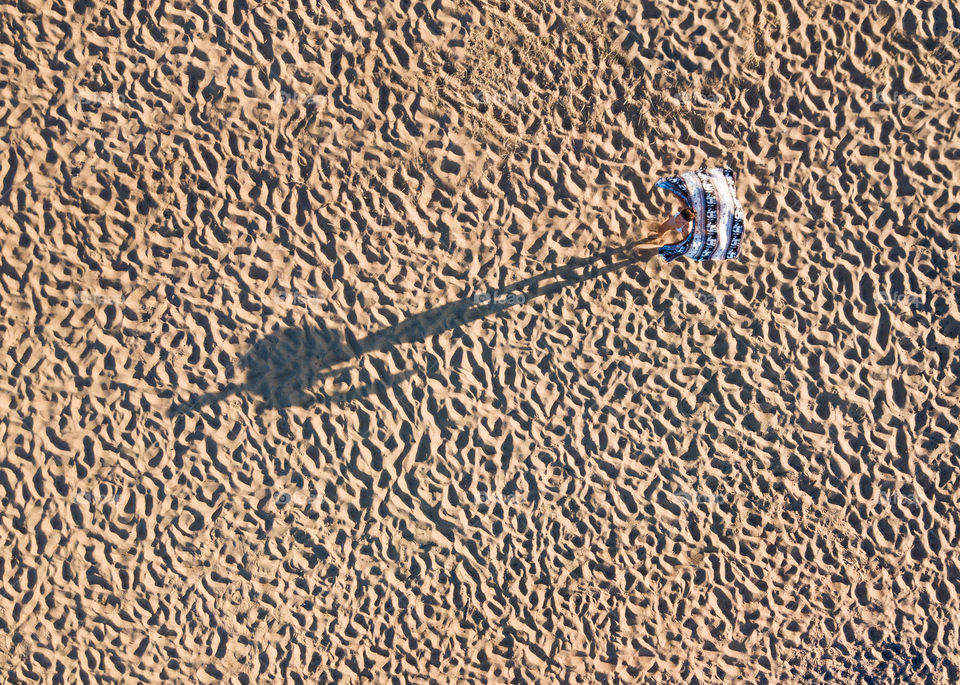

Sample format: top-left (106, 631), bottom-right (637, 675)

top-left (2, 0), bottom-right (959, 682)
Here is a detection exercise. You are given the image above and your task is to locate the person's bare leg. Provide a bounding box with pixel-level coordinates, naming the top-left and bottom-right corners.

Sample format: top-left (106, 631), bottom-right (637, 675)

top-left (640, 212), bottom-right (684, 242)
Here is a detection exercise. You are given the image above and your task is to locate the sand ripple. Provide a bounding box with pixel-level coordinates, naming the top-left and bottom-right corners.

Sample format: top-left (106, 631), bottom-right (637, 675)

top-left (2, 0), bottom-right (959, 682)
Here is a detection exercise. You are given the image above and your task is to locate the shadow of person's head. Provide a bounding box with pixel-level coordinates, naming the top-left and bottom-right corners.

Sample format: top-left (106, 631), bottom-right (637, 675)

top-left (167, 322), bottom-right (356, 416)
top-left (239, 323), bottom-right (353, 405)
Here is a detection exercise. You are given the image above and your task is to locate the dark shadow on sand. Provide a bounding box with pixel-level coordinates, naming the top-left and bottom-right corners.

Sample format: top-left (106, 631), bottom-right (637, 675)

top-left (167, 242), bottom-right (657, 415)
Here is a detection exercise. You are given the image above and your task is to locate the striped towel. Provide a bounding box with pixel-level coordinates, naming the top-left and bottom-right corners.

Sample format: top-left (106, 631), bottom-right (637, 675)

top-left (656, 166), bottom-right (745, 262)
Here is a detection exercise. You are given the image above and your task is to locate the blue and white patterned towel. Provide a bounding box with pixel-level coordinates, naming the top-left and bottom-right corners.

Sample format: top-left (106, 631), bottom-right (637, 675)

top-left (656, 166), bottom-right (745, 263)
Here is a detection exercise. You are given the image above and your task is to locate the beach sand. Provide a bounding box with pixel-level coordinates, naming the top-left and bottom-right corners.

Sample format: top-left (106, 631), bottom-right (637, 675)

top-left (2, 0), bottom-right (959, 682)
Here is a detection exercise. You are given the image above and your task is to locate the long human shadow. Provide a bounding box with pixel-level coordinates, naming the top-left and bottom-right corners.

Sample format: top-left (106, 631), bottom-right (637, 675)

top-left (167, 241), bottom-right (656, 415)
